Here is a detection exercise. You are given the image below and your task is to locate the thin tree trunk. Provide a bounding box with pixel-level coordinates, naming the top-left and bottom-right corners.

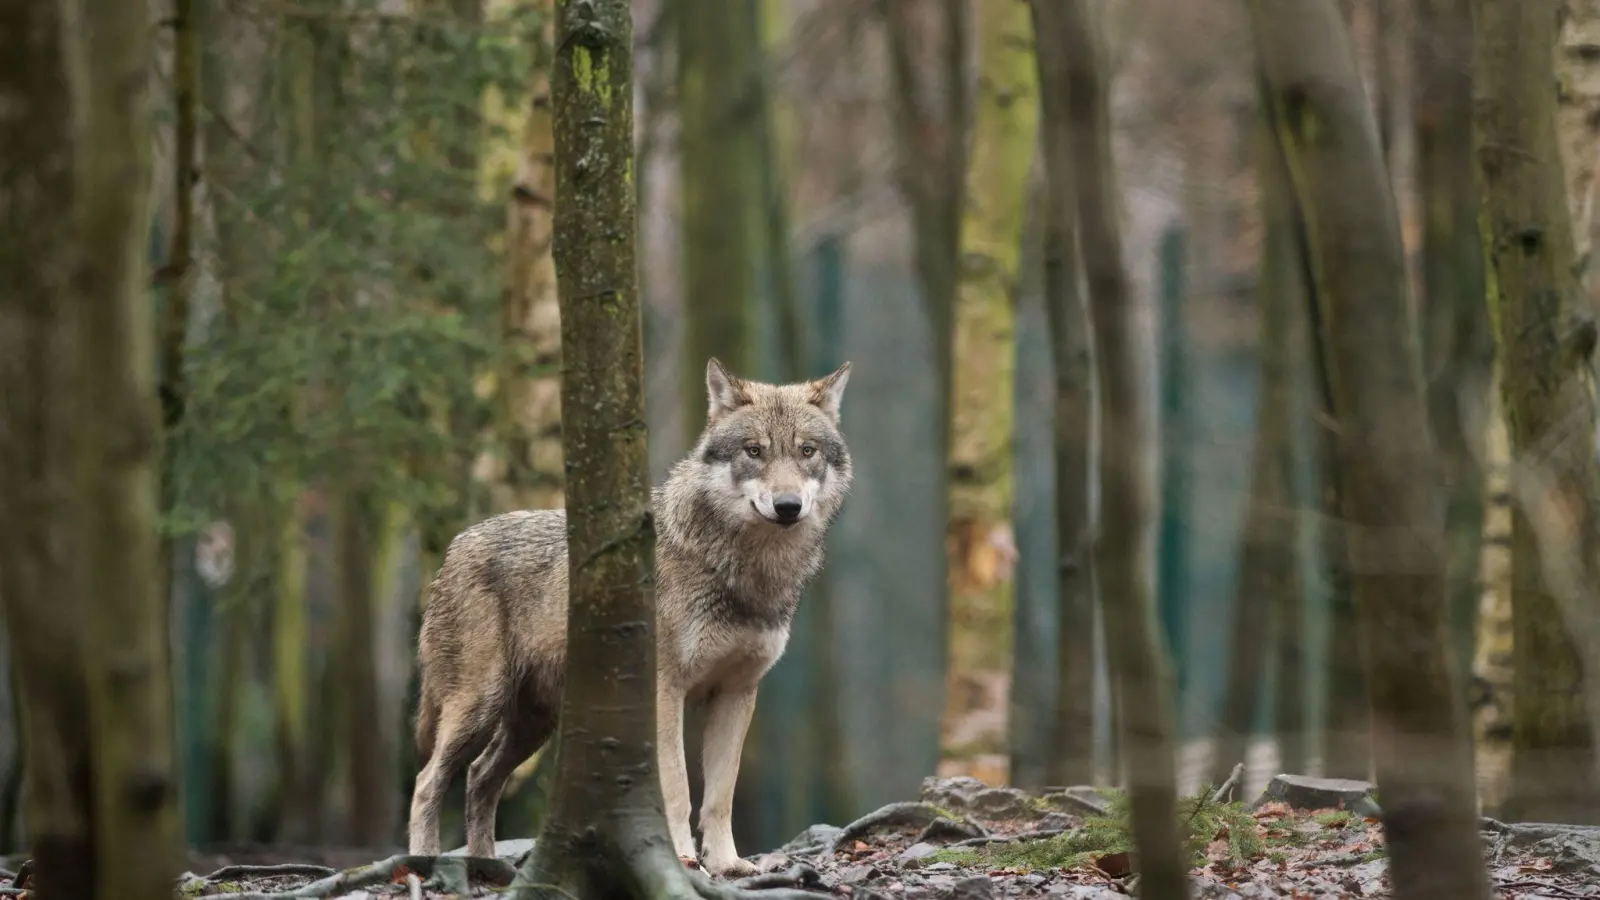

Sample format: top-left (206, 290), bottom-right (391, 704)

top-left (497, 0), bottom-right (564, 515)
top-left (513, 2), bottom-right (708, 896)
top-left (1050, 1), bottom-right (1186, 895)
top-left (947, 0), bottom-right (1035, 663)
top-left (1259, 132), bottom-right (1311, 776)
top-left (66, 0), bottom-right (187, 890)
top-left (1250, 0), bottom-right (1493, 896)
top-left (1472, 388), bottom-right (1515, 815)
top-left (1211, 118), bottom-right (1304, 788)
top-left (1557, 0), bottom-right (1600, 273)
top-left (1027, 0), bottom-right (1097, 789)
top-left (335, 490), bottom-right (392, 844)
top-left (0, 2), bottom-right (98, 894)
top-left (880, 0), bottom-right (969, 771)
top-left (1476, 0), bottom-right (1600, 824)
top-left (1414, 0), bottom-right (1493, 712)
top-left (678, 0), bottom-right (764, 427)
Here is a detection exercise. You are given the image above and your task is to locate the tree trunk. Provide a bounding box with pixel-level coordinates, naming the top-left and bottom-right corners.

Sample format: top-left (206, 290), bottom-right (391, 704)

top-left (1026, 0), bottom-right (1097, 789)
top-left (0, 1), bottom-right (98, 895)
top-left (497, 0), bottom-right (564, 515)
top-left (334, 490), bottom-right (393, 845)
top-left (1258, 127), bottom-right (1311, 777)
top-left (1211, 118), bottom-right (1305, 788)
top-left (880, 0), bottom-right (969, 778)
top-left (1475, 0), bottom-right (1600, 824)
top-left (1558, 0), bottom-right (1600, 272)
top-left (514, 1), bottom-right (708, 896)
top-left (1415, 0), bottom-right (1494, 723)
top-left (678, 0), bottom-right (765, 430)
top-left (1049, 1), bottom-right (1186, 895)
top-left (1472, 388), bottom-right (1515, 815)
top-left (947, 0), bottom-right (1035, 674)
top-left (1251, 0), bottom-right (1492, 896)
top-left (71, 0), bottom-right (186, 884)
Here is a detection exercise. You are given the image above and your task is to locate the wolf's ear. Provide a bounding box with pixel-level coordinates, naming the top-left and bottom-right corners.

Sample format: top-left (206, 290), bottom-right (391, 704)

top-left (808, 361), bottom-right (851, 424)
top-left (706, 357), bottom-right (751, 423)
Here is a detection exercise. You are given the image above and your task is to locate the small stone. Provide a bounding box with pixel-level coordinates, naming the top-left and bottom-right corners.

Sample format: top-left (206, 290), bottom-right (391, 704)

top-left (841, 863), bottom-right (881, 885)
top-left (921, 776), bottom-right (991, 811)
top-left (946, 875), bottom-right (995, 900)
top-left (1250, 774), bottom-right (1381, 817)
top-left (1017, 874), bottom-right (1046, 887)
top-left (900, 842), bottom-right (940, 861)
top-left (442, 837), bottom-right (536, 860)
top-left (751, 852), bottom-right (790, 873)
top-left (923, 862), bottom-right (958, 872)
top-left (969, 787), bottom-right (1034, 819)
top-left (1039, 786), bottom-right (1112, 817)
top-left (780, 823), bottom-right (844, 853)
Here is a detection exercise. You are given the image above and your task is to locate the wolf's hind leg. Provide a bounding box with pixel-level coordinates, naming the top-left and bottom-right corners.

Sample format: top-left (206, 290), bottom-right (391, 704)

top-left (407, 698), bottom-right (495, 856)
top-left (698, 686), bottom-right (760, 877)
top-left (464, 709), bottom-right (554, 860)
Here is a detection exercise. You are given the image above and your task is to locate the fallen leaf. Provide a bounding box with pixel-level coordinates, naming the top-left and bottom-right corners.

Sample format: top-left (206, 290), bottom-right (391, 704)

top-left (390, 865), bottom-right (416, 884)
top-left (1519, 858), bottom-right (1554, 873)
top-left (1093, 851), bottom-right (1133, 879)
top-left (853, 840), bottom-right (869, 851)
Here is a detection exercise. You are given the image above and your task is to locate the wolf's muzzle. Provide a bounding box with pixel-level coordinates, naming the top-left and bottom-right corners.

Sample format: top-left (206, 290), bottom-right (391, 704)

top-left (772, 493), bottom-right (803, 525)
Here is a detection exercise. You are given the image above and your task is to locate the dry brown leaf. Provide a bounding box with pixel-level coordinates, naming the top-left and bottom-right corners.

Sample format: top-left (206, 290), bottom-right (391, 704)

top-left (1094, 851), bottom-right (1133, 878)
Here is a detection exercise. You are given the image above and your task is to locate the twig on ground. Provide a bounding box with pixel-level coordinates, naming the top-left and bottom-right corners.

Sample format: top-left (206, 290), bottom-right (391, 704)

top-left (1495, 880), bottom-right (1587, 899)
top-left (1210, 763), bottom-right (1245, 804)
top-left (830, 802), bottom-right (951, 852)
top-left (946, 828), bottom-right (1067, 849)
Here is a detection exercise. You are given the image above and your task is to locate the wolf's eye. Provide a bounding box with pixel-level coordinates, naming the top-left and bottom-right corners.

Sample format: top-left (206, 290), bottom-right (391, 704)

top-left (800, 445), bottom-right (817, 458)
top-left (745, 444), bottom-right (762, 458)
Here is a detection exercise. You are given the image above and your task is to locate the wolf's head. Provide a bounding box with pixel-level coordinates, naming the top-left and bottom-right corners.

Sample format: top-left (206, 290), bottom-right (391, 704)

top-left (683, 357), bottom-right (854, 532)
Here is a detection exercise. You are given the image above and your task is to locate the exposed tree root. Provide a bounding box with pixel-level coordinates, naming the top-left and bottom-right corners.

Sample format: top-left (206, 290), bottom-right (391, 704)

top-left (728, 864), bottom-right (824, 892)
top-left (178, 853), bottom-right (516, 899)
top-left (829, 802), bottom-right (951, 852)
top-left (199, 864), bottom-right (337, 881)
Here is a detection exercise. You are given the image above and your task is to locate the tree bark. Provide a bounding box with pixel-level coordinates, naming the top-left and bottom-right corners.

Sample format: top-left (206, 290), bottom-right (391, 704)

top-left (0, 1), bottom-right (98, 895)
top-left (1052, 1), bottom-right (1186, 896)
top-left (1026, 0), bottom-right (1097, 789)
top-left (497, 0), bottom-right (564, 515)
top-left (1475, 0), bottom-right (1600, 824)
top-left (880, 0), bottom-right (969, 774)
top-left (947, 0), bottom-right (1035, 642)
top-left (1557, 0), bottom-right (1600, 271)
top-left (1415, 0), bottom-right (1494, 722)
top-left (1259, 132), bottom-right (1311, 777)
top-left (678, 0), bottom-right (765, 430)
top-left (53, 0), bottom-right (187, 893)
top-left (1250, 0), bottom-right (1492, 896)
top-left (1211, 118), bottom-right (1305, 788)
top-left (514, 1), bottom-right (704, 896)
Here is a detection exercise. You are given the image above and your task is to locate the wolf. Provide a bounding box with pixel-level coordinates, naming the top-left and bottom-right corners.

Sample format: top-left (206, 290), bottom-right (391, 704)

top-left (405, 358), bottom-right (853, 877)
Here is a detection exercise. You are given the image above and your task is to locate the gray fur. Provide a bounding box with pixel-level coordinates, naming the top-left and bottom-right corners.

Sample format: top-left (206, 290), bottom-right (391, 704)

top-left (406, 359), bottom-right (853, 876)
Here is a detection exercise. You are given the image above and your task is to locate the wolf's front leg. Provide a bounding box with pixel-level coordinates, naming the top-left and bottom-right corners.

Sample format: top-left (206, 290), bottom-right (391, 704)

top-left (657, 682), bottom-right (697, 862)
top-left (698, 685), bottom-right (761, 877)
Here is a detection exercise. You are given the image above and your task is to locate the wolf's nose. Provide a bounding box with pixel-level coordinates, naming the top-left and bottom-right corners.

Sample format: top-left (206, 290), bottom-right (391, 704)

top-left (773, 494), bottom-right (803, 523)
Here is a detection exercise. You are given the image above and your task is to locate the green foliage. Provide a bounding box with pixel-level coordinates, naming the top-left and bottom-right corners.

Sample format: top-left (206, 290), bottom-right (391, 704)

top-left (929, 786), bottom-right (1264, 873)
top-left (166, 0), bottom-right (549, 559)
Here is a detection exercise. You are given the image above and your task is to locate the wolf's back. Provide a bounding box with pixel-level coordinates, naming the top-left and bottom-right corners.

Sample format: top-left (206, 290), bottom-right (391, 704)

top-left (413, 509), bottom-right (571, 761)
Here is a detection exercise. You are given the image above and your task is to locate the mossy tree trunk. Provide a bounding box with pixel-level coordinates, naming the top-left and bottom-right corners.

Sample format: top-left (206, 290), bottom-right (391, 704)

top-left (513, 2), bottom-right (711, 896)
top-left (0, 1), bottom-right (99, 894)
top-left (1026, 0), bottom-right (1097, 789)
top-left (1211, 118), bottom-right (1306, 787)
top-left (1054, 1), bottom-right (1186, 896)
top-left (1251, 0), bottom-right (1492, 896)
top-left (947, 0), bottom-right (1036, 681)
top-left (0, 0), bottom-right (189, 894)
top-left (1475, 0), bottom-right (1600, 825)
top-left (1413, 0), bottom-right (1493, 715)
top-left (1557, 0), bottom-right (1600, 272)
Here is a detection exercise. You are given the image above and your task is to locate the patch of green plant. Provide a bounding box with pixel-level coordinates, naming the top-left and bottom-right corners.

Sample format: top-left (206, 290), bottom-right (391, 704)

top-left (1267, 850), bottom-right (1289, 865)
top-left (1314, 809), bottom-right (1355, 829)
top-left (929, 784), bottom-right (1265, 873)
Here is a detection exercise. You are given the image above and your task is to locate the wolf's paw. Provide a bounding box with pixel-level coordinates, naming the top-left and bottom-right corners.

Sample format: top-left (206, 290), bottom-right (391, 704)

top-left (702, 855), bottom-right (759, 878)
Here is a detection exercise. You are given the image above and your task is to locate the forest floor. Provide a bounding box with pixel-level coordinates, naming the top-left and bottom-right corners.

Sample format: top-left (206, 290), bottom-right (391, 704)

top-left (27, 773), bottom-right (1589, 899)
